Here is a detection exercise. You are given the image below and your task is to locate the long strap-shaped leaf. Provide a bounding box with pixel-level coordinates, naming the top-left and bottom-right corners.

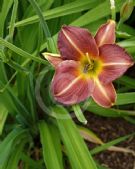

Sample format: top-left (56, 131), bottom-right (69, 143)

top-left (0, 128), bottom-right (28, 168)
top-left (90, 133), bottom-right (135, 155)
top-left (52, 105), bottom-right (97, 169)
top-left (83, 92), bottom-right (135, 118)
top-left (0, 38), bottom-right (47, 65)
top-left (39, 121), bottom-right (63, 169)
top-left (0, 0), bottom-right (14, 36)
top-left (0, 103), bottom-right (8, 135)
top-left (71, 0), bottom-right (126, 26)
top-left (28, 0), bottom-right (56, 52)
top-left (14, 0), bottom-right (100, 27)
top-left (6, 138), bottom-right (27, 169)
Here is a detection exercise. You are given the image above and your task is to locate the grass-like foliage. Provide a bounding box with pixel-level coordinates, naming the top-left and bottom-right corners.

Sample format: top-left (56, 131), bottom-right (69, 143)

top-left (0, 0), bottom-right (135, 169)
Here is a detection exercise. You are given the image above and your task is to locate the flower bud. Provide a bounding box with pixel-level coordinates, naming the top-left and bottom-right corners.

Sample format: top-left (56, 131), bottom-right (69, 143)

top-left (120, 0), bottom-right (134, 22)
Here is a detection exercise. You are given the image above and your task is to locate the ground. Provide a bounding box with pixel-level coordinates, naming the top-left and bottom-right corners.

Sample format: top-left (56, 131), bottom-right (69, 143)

top-left (85, 112), bottom-right (135, 169)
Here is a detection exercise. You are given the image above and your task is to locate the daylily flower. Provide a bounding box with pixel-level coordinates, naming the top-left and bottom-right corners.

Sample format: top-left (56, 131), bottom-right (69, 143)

top-left (43, 20), bottom-right (134, 107)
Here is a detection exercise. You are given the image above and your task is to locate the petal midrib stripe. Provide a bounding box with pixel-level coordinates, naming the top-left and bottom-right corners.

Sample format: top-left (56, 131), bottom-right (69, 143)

top-left (103, 62), bottom-right (132, 66)
top-left (55, 75), bottom-right (83, 97)
top-left (94, 79), bottom-right (112, 103)
top-left (62, 29), bottom-right (84, 56)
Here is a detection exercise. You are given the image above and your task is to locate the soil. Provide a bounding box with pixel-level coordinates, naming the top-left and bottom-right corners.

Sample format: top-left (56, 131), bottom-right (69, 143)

top-left (84, 112), bottom-right (135, 169)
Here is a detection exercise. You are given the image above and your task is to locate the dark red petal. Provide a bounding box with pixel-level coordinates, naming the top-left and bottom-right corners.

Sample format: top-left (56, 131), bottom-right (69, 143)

top-left (42, 52), bottom-right (62, 67)
top-left (99, 44), bottom-right (134, 84)
top-left (51, 60), bottom-right (94, 105)
top-left (95, 20), bottom-right (116, 47)
top-left (92, 79), bottom-right (116, 108)
top-left (58, 26), bottom-right (99, 61)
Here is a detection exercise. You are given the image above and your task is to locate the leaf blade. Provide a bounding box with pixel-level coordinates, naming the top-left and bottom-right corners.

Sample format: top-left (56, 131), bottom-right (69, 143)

top-left (52, 105), bottom-right (97, 169)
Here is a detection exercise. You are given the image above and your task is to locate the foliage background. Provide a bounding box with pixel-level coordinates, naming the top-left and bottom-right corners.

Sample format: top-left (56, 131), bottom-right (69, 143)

top-left (0, 0), bottom-right (135, 169)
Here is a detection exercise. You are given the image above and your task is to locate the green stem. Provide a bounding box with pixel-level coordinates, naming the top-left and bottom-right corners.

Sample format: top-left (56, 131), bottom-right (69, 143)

top-left (110, 0), bottom-right (116, 20)
top-left (111, 7), bottom-right (116, 20)
top-left (117, 19), bottom-right (123, 30)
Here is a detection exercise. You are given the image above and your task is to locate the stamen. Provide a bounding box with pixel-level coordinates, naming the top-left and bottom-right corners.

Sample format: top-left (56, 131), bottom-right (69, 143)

top-left (83, 53), bottom-right (95, 73)
top-left (86, 52), bottom-right (92, 64)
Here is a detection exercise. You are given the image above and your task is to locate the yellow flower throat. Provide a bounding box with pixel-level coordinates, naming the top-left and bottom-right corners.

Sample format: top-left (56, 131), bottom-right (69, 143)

top-left (81, 53), bottom-right (102, 78)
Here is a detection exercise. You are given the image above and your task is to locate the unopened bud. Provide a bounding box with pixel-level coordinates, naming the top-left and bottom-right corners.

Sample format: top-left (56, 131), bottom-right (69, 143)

top-left (120, 0), bottom-right (134, 22)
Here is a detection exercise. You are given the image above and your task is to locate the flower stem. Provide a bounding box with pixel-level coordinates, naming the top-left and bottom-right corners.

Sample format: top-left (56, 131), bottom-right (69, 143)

top-left (72, 104), bottom-right (87, 124)
top-left (110, 0), bottom-right (116, 21)
top-left (117, 19), bottom-right (123, 30)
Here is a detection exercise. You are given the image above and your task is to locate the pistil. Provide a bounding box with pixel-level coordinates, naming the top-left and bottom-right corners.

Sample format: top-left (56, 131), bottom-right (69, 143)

top-left (83, 53), bottom-right (94, 73)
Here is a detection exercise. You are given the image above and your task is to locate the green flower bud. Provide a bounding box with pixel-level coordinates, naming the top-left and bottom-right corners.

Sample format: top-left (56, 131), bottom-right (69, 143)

top-left (120, 0), bottom-right (134, 22)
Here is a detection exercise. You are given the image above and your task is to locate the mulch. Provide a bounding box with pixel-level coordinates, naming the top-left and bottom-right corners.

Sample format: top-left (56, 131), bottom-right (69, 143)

top-left (84, 112), bottom-right (135, 169)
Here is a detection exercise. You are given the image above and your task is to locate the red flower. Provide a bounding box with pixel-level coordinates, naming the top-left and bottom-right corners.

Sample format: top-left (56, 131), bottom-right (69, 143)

top-left (43, 20), bottom-right (134, 107)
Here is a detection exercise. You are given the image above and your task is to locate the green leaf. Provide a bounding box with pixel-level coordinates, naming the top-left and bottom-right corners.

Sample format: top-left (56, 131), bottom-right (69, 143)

top-left (0, 128), bottom-right (28, 168)
top-left (0, 80), bottom-right (32, 126)
top-left (124, 116), bottom-right (135, 125)
top-left (116, 92), bottom-right (135, 105)
top-left (21, 153), bottom-right (43, 169)
top-left (9, 0), bottom-right (18, 41)
top-left (116, 75), bottom-right (135, 89)
top-left (52, 105), bottom-right (97, 169)
top-left (14, 0), bottom-right (101, 27)
top-left (87, 105), bottom-right (135, 117)
top-left (71, 0), bottom-right (125, 26)
top-left (0, 103), bottom-right (8, 135)
top-left (118, 24), bottom-right (135, 36)
top-left (0, 0), bottom-right (14, 36)
top-left (84, 92), bottom-right (135, 118)
top-left (6, 139), bottom-right (26, 169)
top-left (28, 0), bottom-right (56, 52)
top-left (48, 123), bottom-right (63, 169)
top-left (118, 37), bottom-right (135, 47)
top-left (90, 133), bottom-right (135, 155)
top-left (0, 62), bottom-right (7, 83)
top-left (0, 38), bottom-right (48, 65)
top-left (26, 73), bottom-right (37, 122)
top-left (39, 121), bottom-right (63, 169)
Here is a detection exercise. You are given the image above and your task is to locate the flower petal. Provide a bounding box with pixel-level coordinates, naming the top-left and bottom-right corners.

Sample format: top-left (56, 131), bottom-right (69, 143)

top-left (95, 20), bottom-right (116, 47)
top-left (99, 44), bottom-right (134, 84)
top-left (51, 60), bottom-right (94, 105)
top-left (42, 52), bottom-right (63, 67)
top-left (58, 26), bottom-right (98, 61)
top-left (92, 79), bottom-right (116, 108)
